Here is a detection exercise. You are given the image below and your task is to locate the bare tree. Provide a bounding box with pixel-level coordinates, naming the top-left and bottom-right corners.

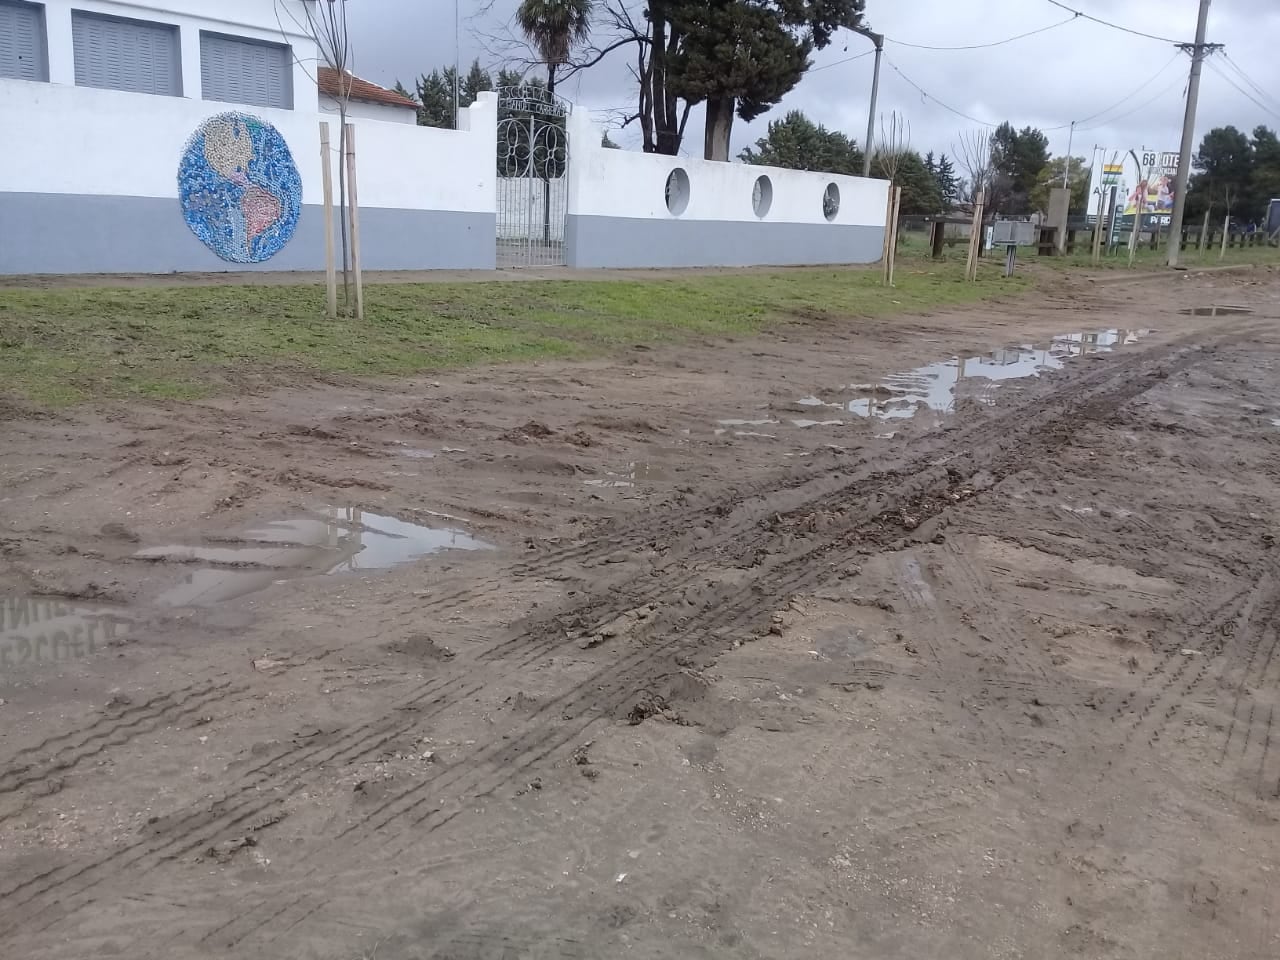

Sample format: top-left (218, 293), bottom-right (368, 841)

top-left (954, 128), bottom-right (996, 206)
top-left (276, 0), bottom-right (356, 312)
top-left (874, 110), bottom-right (910, 183)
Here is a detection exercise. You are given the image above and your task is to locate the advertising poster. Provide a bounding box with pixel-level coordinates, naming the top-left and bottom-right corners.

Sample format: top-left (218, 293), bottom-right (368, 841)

top-left (1125, 150), bottom-right (1179, 224)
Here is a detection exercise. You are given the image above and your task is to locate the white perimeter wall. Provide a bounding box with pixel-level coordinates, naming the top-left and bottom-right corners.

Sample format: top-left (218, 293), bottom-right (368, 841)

top-left (0, 79), bottom-right (496, 217)
top-left (566, 111), bottom-right (889, 230)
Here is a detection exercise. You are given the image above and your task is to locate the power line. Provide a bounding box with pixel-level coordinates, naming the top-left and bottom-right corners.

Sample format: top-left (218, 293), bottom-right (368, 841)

top-left (813, 14), bottom-right (1079, 73)
top-left (1076, 75), bottom-right (1186, 132)
top-left (884, 58), bottom-right (1001, 127)
top-left (884, 56), bottom-right (1175, 133)
top-left (1042, 0), bottom-right (1182, 45)
top-left (808, 49), bottom-right (874, 75)
top-left (888, 15), bottom-right (1078, 51)
top-left (1071, 52), bottom-right (1184, 129)
top-left (1206, 58), bottom-right (1280, 121)
top-left (1218, 53), bottom-right (1280, 113)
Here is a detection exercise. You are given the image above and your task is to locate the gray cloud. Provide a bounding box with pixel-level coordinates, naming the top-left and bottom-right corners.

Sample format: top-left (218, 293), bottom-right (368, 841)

top-left (345, 0), bottom-right (1280, 163)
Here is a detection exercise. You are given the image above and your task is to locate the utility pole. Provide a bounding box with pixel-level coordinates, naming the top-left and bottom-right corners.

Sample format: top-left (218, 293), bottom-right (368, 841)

top-left (1167, 0), bottom-right (1217, 268)
top-left (853, 27), bottom-right (884, 178)
top-left (453, 0), bottom-right (460, 126)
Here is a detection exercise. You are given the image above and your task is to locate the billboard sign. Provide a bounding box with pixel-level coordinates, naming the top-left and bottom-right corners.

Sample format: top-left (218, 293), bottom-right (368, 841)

top-left (1125, 150), bottom-right (1179, 225)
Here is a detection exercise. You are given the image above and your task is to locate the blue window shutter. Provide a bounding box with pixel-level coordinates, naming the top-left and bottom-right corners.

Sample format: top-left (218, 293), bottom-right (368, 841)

top-left (200, 32), bottom-right (293, 110)
top-left (0, 1), bottom-right (46, 81)
top-left (72, 11), bottom-right (181, 97)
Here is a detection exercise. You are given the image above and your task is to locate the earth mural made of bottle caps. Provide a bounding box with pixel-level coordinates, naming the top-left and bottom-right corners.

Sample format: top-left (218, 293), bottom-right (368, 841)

top-left (178, 112), bottom-right (302, 263)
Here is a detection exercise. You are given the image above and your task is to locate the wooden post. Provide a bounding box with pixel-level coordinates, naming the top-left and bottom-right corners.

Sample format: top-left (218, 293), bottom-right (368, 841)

top-left (1091, 189), bottom-right (1106, 264)
top-left (319, 122), bottom-right (337, 318)
top-left (965, 191), bottom-right (985, 282)
top-left (881, 185), bottom-right (896, 284)
top-left (1127, 209), bottom-right (1141, 268)
top-left (344, 123), bottom-right (364, 321)
top-left (885, 186), bottom-right (903, 287)
top-left (929, 220), bottom-right (945, 259)
top-left (1199, 209), bottom-right (1210, 258)
top-left (1219, 215), bottom-right (1230, 261)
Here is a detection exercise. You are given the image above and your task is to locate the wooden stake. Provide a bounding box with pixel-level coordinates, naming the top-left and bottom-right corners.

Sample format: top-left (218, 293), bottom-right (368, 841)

top-left (344, 123), bottom-right (364, 321)
top-left (965, 191), bottom-right (985, 282)
top-left (881, 185), bottom-right (895, 284)
top-left (1199, 209), bottom-right (1210, 258)
top-left (886, 186), bottom-right (903, 287)
top-left (1219, 214), bottom-right (1230, 261)
top-left (319, 122), bottom-right (337, 318)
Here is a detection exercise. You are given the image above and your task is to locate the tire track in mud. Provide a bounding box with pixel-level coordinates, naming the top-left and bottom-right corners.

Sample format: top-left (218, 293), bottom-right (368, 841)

top-left (0, 681), bottom-right (244, 812)
top-left (175, 332), bottom-right (1233, 954)
top-left (0, 329), bottom-right (1228, 946)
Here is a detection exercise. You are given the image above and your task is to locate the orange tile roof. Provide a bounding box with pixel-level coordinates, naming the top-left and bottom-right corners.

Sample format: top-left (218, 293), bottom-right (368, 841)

top-left (318, 66), bottom-right (418, 110)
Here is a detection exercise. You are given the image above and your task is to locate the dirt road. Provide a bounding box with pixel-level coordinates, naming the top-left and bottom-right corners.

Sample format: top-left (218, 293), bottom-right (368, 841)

top-left (1, 268), bottom-right (1278, 958)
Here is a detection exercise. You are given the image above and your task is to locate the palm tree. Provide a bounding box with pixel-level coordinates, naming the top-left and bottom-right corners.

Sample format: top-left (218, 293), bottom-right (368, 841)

top-left (515, 0), bottom-right (593, 95)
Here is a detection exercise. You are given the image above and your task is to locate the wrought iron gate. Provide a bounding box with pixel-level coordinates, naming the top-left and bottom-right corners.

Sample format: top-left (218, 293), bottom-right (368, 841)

top-left (496, 85), bottom-right (569, 268)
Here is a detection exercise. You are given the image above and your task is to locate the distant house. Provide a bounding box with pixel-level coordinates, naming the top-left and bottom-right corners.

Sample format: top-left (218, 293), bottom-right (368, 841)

top-left (318, 67), bottom-right (417, 125)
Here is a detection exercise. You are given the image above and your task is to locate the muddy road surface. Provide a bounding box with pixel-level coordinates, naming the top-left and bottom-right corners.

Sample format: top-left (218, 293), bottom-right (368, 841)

top-left (2, 269), bottom-right (1279, 958)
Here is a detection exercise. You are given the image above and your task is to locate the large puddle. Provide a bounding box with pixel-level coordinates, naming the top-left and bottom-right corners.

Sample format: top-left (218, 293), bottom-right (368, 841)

top-left (143, 508), bottom-right (494, 608)
top-left (795, 328), bottom-right (1152, 424)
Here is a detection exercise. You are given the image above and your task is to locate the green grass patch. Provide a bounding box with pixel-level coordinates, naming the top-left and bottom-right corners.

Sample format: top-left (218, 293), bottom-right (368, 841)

top-left (0, 263), bottom-right (1024, 407)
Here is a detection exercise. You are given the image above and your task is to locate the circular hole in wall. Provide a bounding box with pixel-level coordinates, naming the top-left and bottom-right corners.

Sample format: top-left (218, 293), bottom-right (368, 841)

top-left (665, 168), bottom-right (691, 216)
top-left (823, 182), bottom-right (841, 222)
top-left (752, 175), bottom-right (773, 218)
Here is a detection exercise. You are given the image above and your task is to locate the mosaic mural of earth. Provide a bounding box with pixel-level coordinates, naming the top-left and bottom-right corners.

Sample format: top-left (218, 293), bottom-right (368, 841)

top-left (178, 112), bottom-right (302, 264)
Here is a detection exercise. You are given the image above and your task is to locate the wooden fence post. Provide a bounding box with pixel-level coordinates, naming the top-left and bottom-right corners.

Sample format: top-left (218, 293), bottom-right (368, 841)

top-left (319, 122), bottom-right (337, 318)
top-left (965, 191), bottom-right (985, 282)
top-left (344, 123), bottom-right (364, 321)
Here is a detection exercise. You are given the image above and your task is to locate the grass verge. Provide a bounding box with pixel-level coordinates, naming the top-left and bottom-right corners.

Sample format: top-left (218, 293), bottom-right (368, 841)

top-left (0, 262), bottom-right (1025, 407)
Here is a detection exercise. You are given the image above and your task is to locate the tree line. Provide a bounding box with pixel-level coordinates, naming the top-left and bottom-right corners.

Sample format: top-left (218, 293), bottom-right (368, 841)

top-left (1185, 125), bottom-right (1280, 227)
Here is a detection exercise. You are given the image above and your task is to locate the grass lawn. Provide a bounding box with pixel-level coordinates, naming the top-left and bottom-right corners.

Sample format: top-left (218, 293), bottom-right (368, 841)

top-left (0, 262), bottom-right (1025, 407)
top-left (897, 226), bottom-right (1279, 272)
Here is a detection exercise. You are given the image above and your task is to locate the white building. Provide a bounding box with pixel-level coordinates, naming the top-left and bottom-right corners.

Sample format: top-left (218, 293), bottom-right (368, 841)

top-left (0, 0), bottom-right (498, 273)
top-left (0, 0), bottom-right (890, 275)
top-left (318, 67), bottom-right (418, 125)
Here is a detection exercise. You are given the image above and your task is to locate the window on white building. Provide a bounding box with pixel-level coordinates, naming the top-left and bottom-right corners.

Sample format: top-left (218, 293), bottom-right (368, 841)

top-left (0, 0), bottom-right (47, 81)
top-left (200, 32), bottom-right (293, 110)
top-left (71, 10), bottom-right (181, 97)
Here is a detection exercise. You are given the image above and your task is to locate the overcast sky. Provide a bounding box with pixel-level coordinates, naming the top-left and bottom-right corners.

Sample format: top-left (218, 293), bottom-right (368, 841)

top-left (343, 0), bottom-right (1280, 165)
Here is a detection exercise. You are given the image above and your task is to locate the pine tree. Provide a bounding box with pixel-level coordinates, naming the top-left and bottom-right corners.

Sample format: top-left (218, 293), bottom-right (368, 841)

top-left (638, 0), bottom-right (866, 160)
top-left (415, 68), bottom-right (457, 128)
top-left (392, 79), bottom-right (417, 103)
top-left (462, 60), bottom-right (493, 108)
top-left (934, 153), bottom-right (960, 207)
top-left (738, 110), bottom-right (863, 175)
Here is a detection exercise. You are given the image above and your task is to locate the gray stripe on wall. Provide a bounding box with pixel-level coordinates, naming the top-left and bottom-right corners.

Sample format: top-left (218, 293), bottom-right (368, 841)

top-left (0, 193), bottom-right (496, 274)
top-left (566, 215), bottom-right (884, 269)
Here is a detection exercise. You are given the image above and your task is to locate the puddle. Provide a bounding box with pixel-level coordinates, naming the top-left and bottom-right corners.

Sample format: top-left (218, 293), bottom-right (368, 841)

top-left (326, 511), bottom-right (492, 573)
top-left (584, 461), bottom-right (665, 489)
top-left (1, 597), bottom-right (132, 671)
top-left (135, 544), bottom-right (304, 566)
top-left (1180, 306), bottom-right (1251, 316)
top-left (790, 419), bottom-right (845, 428)
top-left (146, 508), bottom-right (494, 608)
top-left (838, 329), bottom-right (1152, 421)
